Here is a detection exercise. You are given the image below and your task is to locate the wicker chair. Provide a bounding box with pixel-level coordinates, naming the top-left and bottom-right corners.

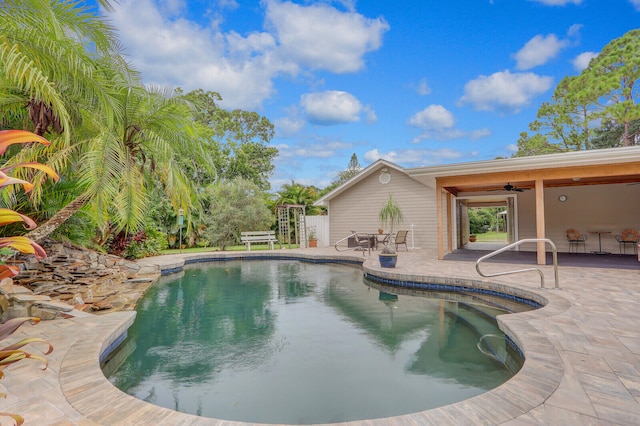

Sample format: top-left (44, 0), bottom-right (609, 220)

top-left (566, 229), bottom-right (587, 253)
top-left (615, 229), bottom-right (639, 254)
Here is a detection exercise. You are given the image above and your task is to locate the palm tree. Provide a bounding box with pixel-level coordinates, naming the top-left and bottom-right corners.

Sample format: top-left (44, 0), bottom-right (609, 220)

top-left (0, 0), bottom-right (129, 138)
top-left (26, 84), bottom-right (215, 241)
top-left (1, 1), bottom-right (214, 241)
top-left (275, 181), bottom-right (324, 215)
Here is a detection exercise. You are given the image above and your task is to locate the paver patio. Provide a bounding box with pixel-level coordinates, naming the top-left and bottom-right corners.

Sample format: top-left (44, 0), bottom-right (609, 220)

top-left (1, 246), bottom-right (639, 425)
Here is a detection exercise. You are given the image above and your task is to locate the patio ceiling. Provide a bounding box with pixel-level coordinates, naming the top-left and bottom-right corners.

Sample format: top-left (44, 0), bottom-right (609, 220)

top-left (436, 162), bottom-right (640, 196)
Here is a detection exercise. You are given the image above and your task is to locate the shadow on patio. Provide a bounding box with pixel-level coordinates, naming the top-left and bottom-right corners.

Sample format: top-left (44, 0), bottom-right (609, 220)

top-left (444, 249), bottom-right (640, 270)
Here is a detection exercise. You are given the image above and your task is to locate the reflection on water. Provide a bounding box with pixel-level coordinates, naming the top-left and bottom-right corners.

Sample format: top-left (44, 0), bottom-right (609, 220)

top-left (106, 261), bottom-right (524, 424)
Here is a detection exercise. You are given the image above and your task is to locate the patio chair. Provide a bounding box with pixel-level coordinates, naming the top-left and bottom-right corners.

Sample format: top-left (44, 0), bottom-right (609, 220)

top-left (566, 229), bottom-right (587, 253)
top-left (395, 230), bottom-right (409, 251)
top-left (351, 231), bottom-right (371, 255)
top-left (615, 229), bottom-right (639, 254)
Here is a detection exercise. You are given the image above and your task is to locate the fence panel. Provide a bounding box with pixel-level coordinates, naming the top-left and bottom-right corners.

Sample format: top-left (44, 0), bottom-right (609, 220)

top-left (306, 216), bottom-right (330, 247)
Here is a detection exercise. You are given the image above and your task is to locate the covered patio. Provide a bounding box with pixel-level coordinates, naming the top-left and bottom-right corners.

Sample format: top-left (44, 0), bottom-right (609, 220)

top-left (413, 146), bottom-right (640, 264)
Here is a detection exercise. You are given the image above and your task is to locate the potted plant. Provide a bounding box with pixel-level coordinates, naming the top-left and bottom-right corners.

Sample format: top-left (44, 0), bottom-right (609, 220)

top-left (307, 226), bottom-right (318, 248)
top-left (378, 194), bottom-right (404, 268)
top-left (469, 234), bottom-right (477, 242)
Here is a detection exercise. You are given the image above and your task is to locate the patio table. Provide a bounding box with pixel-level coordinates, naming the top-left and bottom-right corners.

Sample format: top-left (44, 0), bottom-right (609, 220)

top-left (589, 230), bottom-right (611, 255)
top-left (375, 232), bottom-right (390, 249)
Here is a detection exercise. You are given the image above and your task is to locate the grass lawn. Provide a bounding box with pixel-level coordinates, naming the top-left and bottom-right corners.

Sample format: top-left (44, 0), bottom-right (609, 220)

top-left (475, 231), bottom-right (508, 242)
top-left (161, 243), bottom-right (298, 255)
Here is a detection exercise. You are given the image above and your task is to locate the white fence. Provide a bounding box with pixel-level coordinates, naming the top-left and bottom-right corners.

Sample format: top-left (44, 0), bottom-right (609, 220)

top-left (306, 215), bottom-right (330, 247)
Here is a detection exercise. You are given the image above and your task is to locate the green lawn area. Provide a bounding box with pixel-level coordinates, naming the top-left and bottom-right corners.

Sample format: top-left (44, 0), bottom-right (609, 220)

top-left (475, 231), bottom-right (508, 242)
top-left (161, 243), bottom-right (298, 255)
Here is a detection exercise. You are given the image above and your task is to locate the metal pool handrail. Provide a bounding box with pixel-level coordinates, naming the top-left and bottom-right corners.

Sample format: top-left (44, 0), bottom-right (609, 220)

top-left (475, 238), bottom-right (560, 289)
top-left (334, 232), bottom-right (371, 255)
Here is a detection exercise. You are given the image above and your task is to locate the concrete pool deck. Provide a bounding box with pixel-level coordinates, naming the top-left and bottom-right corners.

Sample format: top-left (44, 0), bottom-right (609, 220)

top-left (1, 246), bottom-right (639, 425)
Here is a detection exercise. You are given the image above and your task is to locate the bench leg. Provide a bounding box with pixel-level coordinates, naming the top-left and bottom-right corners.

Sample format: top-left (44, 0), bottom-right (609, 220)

top-left (269, 241), bottom-right (274, 250)
top-left (246, 242), bottom-right (251, 252)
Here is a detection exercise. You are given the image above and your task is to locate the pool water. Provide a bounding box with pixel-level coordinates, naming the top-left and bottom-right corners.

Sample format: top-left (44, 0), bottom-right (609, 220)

top-left (106, 260), bottom-right (524, 424)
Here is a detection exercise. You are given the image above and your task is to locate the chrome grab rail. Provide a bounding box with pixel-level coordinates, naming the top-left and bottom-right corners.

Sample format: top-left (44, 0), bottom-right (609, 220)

top-left (334, 232), bottom-right (371, 255)
top-left (475, 238), bottom-right (560, 289)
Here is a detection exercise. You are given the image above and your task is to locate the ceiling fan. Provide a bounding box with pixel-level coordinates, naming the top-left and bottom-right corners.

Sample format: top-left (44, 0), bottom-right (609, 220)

top-left (500, 183), bottom-right (529, 192)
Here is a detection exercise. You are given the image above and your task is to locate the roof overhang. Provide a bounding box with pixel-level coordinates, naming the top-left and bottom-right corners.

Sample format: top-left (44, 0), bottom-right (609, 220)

top-left (315, 146), bottom-right (640, 205)
top-left (407, 146), bottom-right (640, 195)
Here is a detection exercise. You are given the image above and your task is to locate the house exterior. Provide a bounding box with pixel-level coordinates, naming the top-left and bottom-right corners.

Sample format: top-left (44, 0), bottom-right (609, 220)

top-left (315, 146), bottom-right (640, 264)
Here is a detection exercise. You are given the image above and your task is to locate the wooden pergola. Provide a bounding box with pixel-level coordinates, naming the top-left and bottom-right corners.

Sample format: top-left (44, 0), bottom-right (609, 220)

top-left (435, 161), bottom-right (640, 264)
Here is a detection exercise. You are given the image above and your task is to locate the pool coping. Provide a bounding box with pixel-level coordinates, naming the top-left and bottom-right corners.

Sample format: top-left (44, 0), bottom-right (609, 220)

top-left (58, 250), bottom-right (569, 425)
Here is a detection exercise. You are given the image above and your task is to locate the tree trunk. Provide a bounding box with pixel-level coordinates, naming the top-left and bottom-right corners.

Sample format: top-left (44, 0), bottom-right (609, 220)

top-left (26, 193), bottom-right (91, 243)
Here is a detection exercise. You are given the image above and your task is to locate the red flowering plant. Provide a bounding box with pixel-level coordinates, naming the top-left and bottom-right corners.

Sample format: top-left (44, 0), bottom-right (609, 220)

top-left (0, 130), bottom-right (58, 426)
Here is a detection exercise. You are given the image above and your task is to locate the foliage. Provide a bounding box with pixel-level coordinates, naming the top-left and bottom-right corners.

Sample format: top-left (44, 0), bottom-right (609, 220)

top-left (105, 226), bottom-right (168, 260)
top-left (378, 194), bottom-right (404, 254)
top-left (517, 29), bottom-right (640, 156)
top-left (0, 131), bottom-right (57, 277)
top-left (0, 131), bottom-right (56, 425)
top-left (274, 181), bottom-right (325, 215)
top-left (0, 2), bottom-right (280, 252)
top-left (322, 153), bottom-right (363, 194)
top-left (0, 0), bottom-right (129, 141)
top-left (591, 118), bottom-right (640, 148)
top-left (178, 89), bottom-right (277, 191)
top-left (513, 132), bottom-right (565, 157)
top-left (0, 317), bottom-right (53, 425)
top-left (202, 178), bottom-right (273, 250)
top-left (468, 207), bottom-right (503, 235)
top-left (307, 226), bottom-right (317, 240)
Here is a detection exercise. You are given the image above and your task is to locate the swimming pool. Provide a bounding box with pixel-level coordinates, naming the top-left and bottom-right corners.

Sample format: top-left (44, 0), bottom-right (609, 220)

top-left (105, 260), bottom-right (528, 424)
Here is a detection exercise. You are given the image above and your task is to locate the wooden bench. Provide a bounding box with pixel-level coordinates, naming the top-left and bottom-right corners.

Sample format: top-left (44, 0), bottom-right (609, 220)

top-left (240, 231), bottom-right (277, 251)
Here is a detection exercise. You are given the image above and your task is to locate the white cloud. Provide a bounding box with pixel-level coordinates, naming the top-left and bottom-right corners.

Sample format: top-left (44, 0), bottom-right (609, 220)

top-left (407, 105), bottom-right (491, 142)
top-left (301, 90), bottom-right (368, 125)
top-left (470, 128), bottom-right (492, 139)
top-left (364, 148), bottom-right (466, 165)
top-left (459, 70), bottom-right (553, 113)
top-left (514, 34), bottom-right (569, 70)
top-left (530, 0), bottom-right (582, 5)
top-left (566, 23), bottom-right (582, 38)
top-left (362, 105), bottom-right (378, 124)
top-left (631, 0), bottom-right (640, 11)
top-left (408, 105), bottom-right (455, 130)
top-left (104, 0), bottom-right (388, 110)
top-left (265, 0), bottom-right (389, 73)
top-left (572, 51), bottom-right (598, 72)
top-left (417, 78), bottom-right (431, 96)
top-left (274, 116), bottom-right (305, 137)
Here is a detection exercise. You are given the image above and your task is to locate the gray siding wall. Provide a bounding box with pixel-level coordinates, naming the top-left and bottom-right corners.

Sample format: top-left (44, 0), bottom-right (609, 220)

top-left (328, 169), bottom-right (435, 249)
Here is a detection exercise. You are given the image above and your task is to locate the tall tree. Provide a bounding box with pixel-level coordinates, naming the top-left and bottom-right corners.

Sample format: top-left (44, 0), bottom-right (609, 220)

top-left (321, 153), bottom-right (363, 194)
top-left (513, 131), bottom-right (564, 158)
top-left (202, 178), bottom-right (273, 250)
top-left (179, 89), bottom-right (277, 191)
top-left (516, 29), bottom-right (640, 157)
top-left (527, 76), bottom-right (595, 153)
top-left (577, 29), bottom-right (640, 147)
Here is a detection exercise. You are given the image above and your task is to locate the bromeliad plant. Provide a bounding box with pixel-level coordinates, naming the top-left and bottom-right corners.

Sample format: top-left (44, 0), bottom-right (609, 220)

top-left (0, 130), bottom-right (58, 277)
top-left (0, 130), bottom-right (58, 425)
top-left (0, 317), bottom-right (53, 425)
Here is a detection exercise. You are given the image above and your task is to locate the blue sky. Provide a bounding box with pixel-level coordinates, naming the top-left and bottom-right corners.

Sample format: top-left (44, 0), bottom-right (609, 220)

top-left (92, 0), bottom-right (640, 191)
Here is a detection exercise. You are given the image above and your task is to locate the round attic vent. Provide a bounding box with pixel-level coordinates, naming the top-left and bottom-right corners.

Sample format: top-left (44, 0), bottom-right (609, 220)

top-left (379, 169), bottom-right (391, 184)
